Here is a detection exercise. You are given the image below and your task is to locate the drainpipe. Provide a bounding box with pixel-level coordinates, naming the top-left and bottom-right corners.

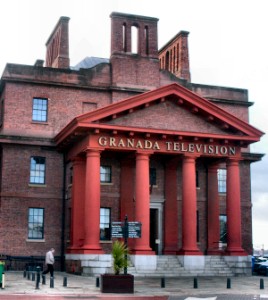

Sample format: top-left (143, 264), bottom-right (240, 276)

top-left (60, 153), bottom-right (67, 271)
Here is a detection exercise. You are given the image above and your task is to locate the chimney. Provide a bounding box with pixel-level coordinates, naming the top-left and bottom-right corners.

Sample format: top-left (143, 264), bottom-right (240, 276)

top-left (159, 31), bottom-right (191, 82)
top-left (45, 16), bottom-right (70, 69)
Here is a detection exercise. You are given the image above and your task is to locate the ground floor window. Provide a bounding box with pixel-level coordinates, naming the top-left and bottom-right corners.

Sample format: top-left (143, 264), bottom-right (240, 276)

top-left (220, 214), bottom-right (227, 243)
top-left (100, 207), bottom-right (111, 240)
top-left (28, 208), bottom-right (44, 239)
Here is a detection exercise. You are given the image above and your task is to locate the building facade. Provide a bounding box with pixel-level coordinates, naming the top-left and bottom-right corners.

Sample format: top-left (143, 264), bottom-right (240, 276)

top-left (0, 12), bottom-right (264, 275)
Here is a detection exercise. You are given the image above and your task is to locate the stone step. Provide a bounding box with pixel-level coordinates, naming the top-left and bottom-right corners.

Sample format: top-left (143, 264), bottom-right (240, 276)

top-left (128, 255), bottom-right (234, 277)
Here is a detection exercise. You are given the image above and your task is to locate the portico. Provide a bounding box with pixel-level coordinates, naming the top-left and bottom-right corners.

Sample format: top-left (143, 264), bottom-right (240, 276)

top-left (55, 83), bottom-right (263, 275)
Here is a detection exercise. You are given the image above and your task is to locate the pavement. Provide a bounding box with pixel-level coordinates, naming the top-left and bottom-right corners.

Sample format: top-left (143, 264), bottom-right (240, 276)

top-left (1, 271), bottom-right (268, 299)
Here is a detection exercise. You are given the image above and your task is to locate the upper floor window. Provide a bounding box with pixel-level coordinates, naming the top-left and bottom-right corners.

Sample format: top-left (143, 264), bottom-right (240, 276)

top-left (218, 168), bottom-right (226, 193)
top-left (32, 98), bottom-right (48, 122)
top-left (100, 166), bottom-right (111, 183)
top-left (30, 156), bottom-right (46, 184)
top-left (100, 207), bottom-right (111, 240)
top-left (28, 208), bottom-right (44, 239)
top-left (131, 25), bottom-right (138, 54)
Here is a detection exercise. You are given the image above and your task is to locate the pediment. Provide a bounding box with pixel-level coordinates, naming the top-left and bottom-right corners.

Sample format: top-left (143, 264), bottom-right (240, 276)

top-left (55, 83), bottom-right (264, 148)
top-left (105, 100), bottom-right (232, 135)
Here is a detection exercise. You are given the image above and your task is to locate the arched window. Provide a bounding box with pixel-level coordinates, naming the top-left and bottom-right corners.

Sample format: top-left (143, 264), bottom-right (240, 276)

top-left (165, 51), bottom-right (170, 71)
top-left (177, 43), bottom-right (180, 70)
top-left (122, 23), bottom-right (127, 52)
top-left (144, 26), bottom-right (149, 55)
top-left (131, 25), bottom-right (138, 54)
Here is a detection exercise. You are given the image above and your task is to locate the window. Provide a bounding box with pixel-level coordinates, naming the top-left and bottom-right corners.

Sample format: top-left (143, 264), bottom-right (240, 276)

top-left (196, 171), bottom-right (199, 188)
top-left (220, 215), bottom-right (227, 243)
top-left (100, 166), bottom-right (111, 183)
top-left (196, 210), bottom-right (199, 242)
top-left (100, 208), bottom-right (111, 240)
top-left (32, 98), bottom-right (48, 122)
top-left (217, 168), bottom-right (226, 193)
top-left (131, 25), bottom-right (138, 54)
top-left (28, 208), bottom-right (44, 239)
top-left (30, 156), bottom-right (46, 184)
top-left (150, 168), bottom-right (156, 186)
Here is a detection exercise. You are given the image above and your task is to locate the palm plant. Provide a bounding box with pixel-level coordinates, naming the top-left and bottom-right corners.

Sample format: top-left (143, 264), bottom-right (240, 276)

top-left (112, 240), bottom-right (129, 275)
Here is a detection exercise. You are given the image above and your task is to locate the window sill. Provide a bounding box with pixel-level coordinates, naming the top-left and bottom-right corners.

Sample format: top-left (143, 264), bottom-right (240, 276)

top-left (31, 121), bottom-right (48, 125)
top-left (100, 240), bottom-right (112, 244)
top-left (101, 183), bottom-right (113, 186)
top-left (26, 239), bottom-right (45, 243)
top-left (28, 184), bottom-right (47, 188)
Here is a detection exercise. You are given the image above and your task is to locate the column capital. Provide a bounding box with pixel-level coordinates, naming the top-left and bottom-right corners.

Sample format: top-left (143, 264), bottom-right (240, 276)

top-left (70, 156), bottom-right (85, 164)
top-left (182, 153), bottom-right (200, 160)
top-left (135, 150), bottom-right (153, 156)
top-left (85, 147), bottom-right (103, 158)
top-left (226, 157), bottom-right (242, 166)
top-left (85, 147), bottom-right (103, 153)
top-left (208, 163), bottom-right (220, 172)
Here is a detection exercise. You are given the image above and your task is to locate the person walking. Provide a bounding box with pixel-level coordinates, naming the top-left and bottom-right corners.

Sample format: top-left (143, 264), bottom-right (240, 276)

top-left (42, 248), bottom-right (55, 278)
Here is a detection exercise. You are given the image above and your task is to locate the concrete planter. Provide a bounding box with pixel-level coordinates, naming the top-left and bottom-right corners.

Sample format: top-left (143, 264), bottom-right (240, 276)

top-left (100, 274), bottom-right (134, 293)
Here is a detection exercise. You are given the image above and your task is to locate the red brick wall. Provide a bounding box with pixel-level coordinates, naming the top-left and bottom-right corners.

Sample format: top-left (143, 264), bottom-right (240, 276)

top-left (3, 82), bottom-right (111, 137)
top-left (0, 144), bottom-right (63, 256)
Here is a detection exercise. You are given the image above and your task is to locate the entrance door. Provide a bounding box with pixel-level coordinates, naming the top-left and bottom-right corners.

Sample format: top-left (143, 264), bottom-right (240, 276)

top-left (150, 208), bottom-right (158, 254)
top-left (149, 202), bottom-right (163, 255)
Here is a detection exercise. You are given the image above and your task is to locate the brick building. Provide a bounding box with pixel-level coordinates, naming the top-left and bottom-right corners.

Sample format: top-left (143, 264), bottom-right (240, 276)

top-left (0, 12), bottom-right (264, 276)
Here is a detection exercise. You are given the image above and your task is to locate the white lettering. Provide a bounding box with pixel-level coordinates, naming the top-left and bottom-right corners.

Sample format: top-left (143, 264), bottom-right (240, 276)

top-left (188, 143), bottom-right (195, 152)
top-left (181, 143), bottom-right (187, 152)
top-left (98, 136), bottom-right (107, 146)
top-left (109, 137), bottom-right (116, 147)
top-left (229, 147), bottom-right (236, 155)
top-left (118, 139), bottom-right (125, 147)
top-left (136, 140), bottom-right (143, 148)
top-left (127, 139), bottom-right (134, 148)
top-left (220, 146), bottom-right (228, 155)
top-left (196, 144), bottom-right (202, 152)
top-left (97, 136), bottom-right (237, 157)
top-left (144, 140), bottom-right (152, 149)
top-left (208, 145), bottom-right (214, 154)
top-left (173, 142), bottom-right (180, 151)
top-left (166, 142), bottom-right (172, 150)
top-left (153, 142), bottom-right (160, 150)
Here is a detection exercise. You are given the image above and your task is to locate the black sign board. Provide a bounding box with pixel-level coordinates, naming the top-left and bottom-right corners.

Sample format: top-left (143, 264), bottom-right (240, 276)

top-left (111, 221), bottom-right (142, 238)
top-left (128, 222), bottom-right (142, 238)
top-left (111, 222), bottom-right (124, 238)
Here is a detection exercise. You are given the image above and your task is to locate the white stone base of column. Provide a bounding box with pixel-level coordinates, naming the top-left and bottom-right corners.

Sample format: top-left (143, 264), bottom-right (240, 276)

top-left (130, 255), bottom-right (157, 271)
top-left (182, 255), bottom-right (205, 270)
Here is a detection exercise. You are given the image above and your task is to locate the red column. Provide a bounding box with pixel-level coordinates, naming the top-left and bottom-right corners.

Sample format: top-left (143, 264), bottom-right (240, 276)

top-left (133, 152), bottom-right (154, 254)
top-left (120, 158), bottom-right (135, 221)
top-left (82, 148), bottom-right (103, 254)
top-left (163, 160), bottom-right (179, 254)
top-left (179, 155), bottom-right (202, 255)
top-left (226, 158), bottom-right (246, 255)
top-left (120, 158), bottom-right (135, 250)
top-left (68, 157), bottom-right (85, 253)
top-left (207, 164), bottom-right (221, 254)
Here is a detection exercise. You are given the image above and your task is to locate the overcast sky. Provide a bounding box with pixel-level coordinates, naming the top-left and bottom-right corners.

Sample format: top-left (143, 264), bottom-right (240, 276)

top-left (1, 0), bottom-right (267, 249)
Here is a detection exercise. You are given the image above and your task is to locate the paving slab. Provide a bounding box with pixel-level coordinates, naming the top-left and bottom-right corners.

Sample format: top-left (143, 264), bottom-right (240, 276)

top-left (0, 272), bottom-right (268, 300)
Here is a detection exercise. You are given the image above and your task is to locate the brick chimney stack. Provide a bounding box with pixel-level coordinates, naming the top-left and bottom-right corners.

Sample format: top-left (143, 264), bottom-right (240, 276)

top-left (159, 31), bottom-right (191, 82)
top-left (110, 12), bottom-right (160, 91)
top-left (45, 16), bottom-right (70, 69)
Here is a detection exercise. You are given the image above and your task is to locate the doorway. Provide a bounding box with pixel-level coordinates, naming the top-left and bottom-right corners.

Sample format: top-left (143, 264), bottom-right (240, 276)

top-left (150, 209), bottom-right (158, 254)
top-left (150, 202), bottom-right (163, 255)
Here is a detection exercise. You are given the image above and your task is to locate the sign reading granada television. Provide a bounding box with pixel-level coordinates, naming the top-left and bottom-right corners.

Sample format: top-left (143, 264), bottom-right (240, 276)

top-left (98, 136), bottom-right (238, 156)
top-left (112, 221), bottom-right (142, 239)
